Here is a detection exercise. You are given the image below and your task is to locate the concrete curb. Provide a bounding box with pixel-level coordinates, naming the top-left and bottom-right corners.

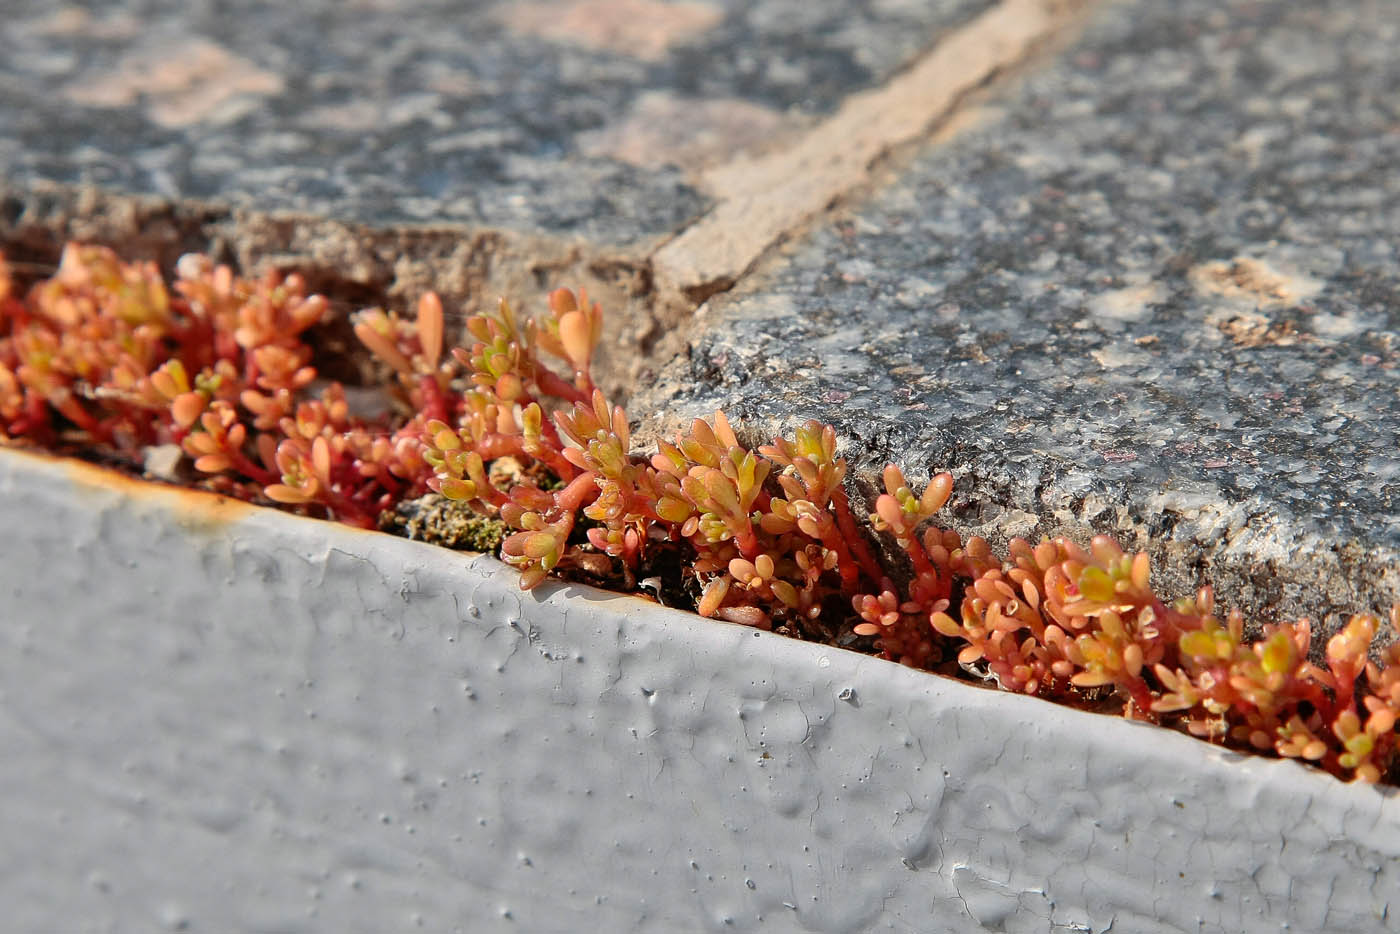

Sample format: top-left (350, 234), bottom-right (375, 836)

top-left (2, 447), bottom-right (1396, 932)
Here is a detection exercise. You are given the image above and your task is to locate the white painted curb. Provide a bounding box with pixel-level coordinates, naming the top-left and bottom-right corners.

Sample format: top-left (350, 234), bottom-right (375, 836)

top-left (1, 448), bottom-right (1396, 932)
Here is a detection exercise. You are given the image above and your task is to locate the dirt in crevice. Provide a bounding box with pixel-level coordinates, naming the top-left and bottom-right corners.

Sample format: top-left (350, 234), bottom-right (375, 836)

top-left (0, 185), bottom-right (233, 288)
top-left (0, 181), bottom-right (680, 411)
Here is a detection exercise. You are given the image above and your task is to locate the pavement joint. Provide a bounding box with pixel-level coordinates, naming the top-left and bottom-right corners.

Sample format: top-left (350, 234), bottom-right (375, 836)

top-left (649, 0), bottom-right (1097, 312)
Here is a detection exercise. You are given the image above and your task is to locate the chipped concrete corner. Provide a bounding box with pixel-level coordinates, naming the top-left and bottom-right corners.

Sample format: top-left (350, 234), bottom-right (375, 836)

top-left (2, 447), bottom-right (1396, 933)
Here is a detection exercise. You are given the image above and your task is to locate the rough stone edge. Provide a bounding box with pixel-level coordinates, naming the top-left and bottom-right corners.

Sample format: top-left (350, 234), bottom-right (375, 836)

top-left (950, 478), bottom-right (1400, 648)
top-left (0, 182), bottom-right (659, 402)
top-left (2, 444), bottom-right (1397, 932)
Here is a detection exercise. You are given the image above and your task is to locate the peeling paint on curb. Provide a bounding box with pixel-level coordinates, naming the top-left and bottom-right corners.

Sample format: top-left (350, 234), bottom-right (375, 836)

top-left (2, 447), bottom-right (1397, 932)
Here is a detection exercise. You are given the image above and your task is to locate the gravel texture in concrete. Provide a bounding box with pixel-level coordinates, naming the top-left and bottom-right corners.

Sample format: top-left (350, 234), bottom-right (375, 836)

top-left (636, 0), bottom-right (1400, 633)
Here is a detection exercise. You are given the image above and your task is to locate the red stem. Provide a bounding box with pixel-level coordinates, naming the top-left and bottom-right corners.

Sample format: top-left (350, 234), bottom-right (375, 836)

top-left (317, 482), bottom-right (376, 529)
top-left (734, 521), bottom-right (761, 562)
top-left (904, 534), bottom-right (936, 577)
top-left (19, 393), bottom-right (53, 442)
top-left (901, 535), bottom-right (948, 605)
top-left (330, 501), bottom-right (377, 529)
top-left (1326, 661), bottom-right (1361, 721)
top-left (52, 391), bottom-right (110, 441)
top-left (817, 526), bottom-right (863, 592)
top-left (622, 530), bottom-right (641, 569)
top-left (1122, 675), bottom-right (1156, 719)
top-left (231, 449), bottom-right (277, 487)
top-left (535, 369), bottom-right (590, 406)
top-left (418, 374), bottom-right (450, 423)
top-left (374, 468), bottom-right (403, 497)
top-left (555, 471), bottom-right (599, 515)
top-left (170, 318), bottom-right (217, 373)
top-left (535, 444), bottom-right (577, 481)
top-left (831, 487), bottom-right (886, 585)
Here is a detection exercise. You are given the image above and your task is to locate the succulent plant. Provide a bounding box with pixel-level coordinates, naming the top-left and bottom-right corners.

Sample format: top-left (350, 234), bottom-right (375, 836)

top-left (2, 243), bottom-right (1397, 783)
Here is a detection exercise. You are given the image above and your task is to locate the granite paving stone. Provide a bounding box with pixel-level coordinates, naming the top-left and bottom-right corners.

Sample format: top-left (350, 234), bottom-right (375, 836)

top-left (0, 0), bottom-right (1004, 396)
top-left (635, 0), bottom-right (1400, 632)
top-left (0, 0), bottom-right (991, 239)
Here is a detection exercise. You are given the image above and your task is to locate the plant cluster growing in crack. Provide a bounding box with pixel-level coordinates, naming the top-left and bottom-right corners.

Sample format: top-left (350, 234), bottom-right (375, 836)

top-left (3, 243), bottom-right (1399, 784)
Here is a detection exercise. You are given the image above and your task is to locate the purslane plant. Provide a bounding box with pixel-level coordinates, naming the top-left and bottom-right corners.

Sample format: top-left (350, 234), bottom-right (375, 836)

top-left (3, 244), bottom-right (1398, 784)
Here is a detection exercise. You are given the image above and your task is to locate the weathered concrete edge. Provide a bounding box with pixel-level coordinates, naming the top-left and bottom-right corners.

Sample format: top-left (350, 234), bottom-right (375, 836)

top-left (650, 0), bottom-right (1092, 308)
top-left (1, 446), bottom-right (1395, 933)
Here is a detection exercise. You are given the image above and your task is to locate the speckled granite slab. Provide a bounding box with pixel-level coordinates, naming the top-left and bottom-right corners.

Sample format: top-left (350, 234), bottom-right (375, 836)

top-left (0, 0), bottom-right (990, 240)
top-left (635, 0), bottom-right (1400, 631)
top-left (0, 0), bottom-right (1004, 398)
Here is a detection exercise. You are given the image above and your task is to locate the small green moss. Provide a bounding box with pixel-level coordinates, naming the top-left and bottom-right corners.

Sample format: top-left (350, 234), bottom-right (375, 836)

top-left (454, 515), bottom-right (509, 552)
top-left (379, 494), bottom-right (507, 553)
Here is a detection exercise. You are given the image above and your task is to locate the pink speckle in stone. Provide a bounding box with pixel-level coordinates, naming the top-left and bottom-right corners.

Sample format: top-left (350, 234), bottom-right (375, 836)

top-left (501, 0), bottom-right (724, 62)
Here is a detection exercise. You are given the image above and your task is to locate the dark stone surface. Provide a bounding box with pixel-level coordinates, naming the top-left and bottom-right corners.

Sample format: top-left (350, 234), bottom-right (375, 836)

top-left (0, 0), bottom-right (990, 242)
top-left (636, 0), bottom-right (1400, 630)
